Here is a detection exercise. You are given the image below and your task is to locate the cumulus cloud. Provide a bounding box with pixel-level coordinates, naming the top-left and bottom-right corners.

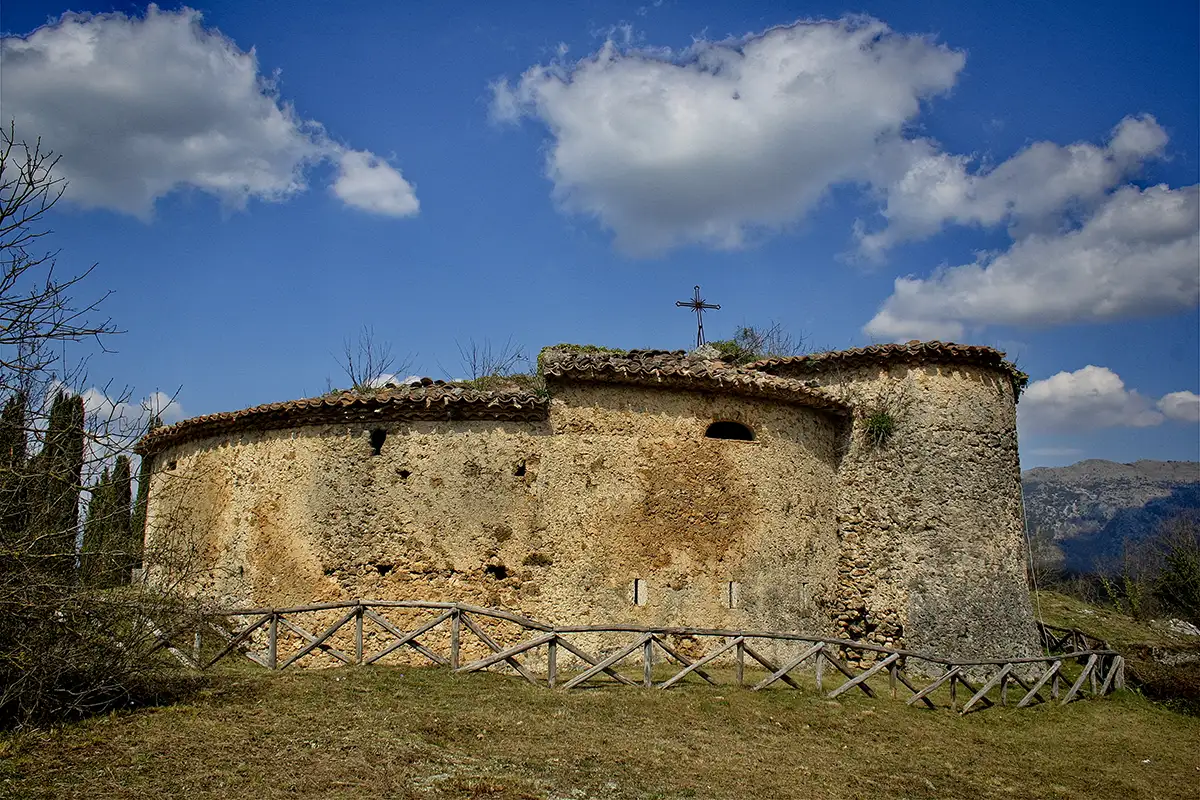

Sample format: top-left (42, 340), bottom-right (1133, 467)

top-left (364, 373), bottom-right (423, 389)
top-left (1018, 366), bottom-right (1198, 433)
top-left (0, 6), bottom-right (417, 218)
top-left (332, 150), bottom-right (420, 217)
top-left (864, 183), bottom-right (1200, 341)
top-left (81, 387), bottom-right (184, 435)
top-left (492, 17), bottom-right (964, 254)
top-left (858, 115), bottom-right (1169, 258)
top-left (1158, 391), bottom-right (1200, 423)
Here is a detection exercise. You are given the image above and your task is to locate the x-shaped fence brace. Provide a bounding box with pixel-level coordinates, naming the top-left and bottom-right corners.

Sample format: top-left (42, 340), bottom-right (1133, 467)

top-left (144, 600), bottom-right (1124, 715)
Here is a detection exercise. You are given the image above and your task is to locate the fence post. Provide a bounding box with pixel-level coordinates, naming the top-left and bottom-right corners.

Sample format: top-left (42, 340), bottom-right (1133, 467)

top-left (268, 612), bottom-right (278, 670)
top-left (548, 636), bottom-right (558, 689)
top-left (735, 639), bottom-right (745, 687)
top-left (450, 608), bottom-right (461, 671)
top-left (815, 650), bottom-right (824, 693)
top-left (643, 636), bottom-right (654, 688)
top-left (192, 631), bottom-right (201, 667)
top-left (355, 602), bottom-right (364, 665)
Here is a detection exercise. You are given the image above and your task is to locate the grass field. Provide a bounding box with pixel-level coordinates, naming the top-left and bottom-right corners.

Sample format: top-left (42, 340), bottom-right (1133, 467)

top-left (3, 663), bottom-right (1198, 800)
top-left (1033, 590), bottom-right (1200, 648)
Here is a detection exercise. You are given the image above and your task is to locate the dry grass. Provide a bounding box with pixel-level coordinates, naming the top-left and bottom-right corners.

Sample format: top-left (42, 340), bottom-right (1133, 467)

top-left (3, 664), bottom-right (1198, 799)
top-left (1035, 590), bottom-right (1200, 715)
top-left (1034, 591), bottom-right (1198, 648)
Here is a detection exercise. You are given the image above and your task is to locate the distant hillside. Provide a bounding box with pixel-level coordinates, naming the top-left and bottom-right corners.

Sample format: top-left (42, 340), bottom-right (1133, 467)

top-left (1022, 459), bottom-right (1200, 574)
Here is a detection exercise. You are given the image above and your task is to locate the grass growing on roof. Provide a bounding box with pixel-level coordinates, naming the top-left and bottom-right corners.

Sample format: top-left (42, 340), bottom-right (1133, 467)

top-left (445, 373), bottom-right (547, 395)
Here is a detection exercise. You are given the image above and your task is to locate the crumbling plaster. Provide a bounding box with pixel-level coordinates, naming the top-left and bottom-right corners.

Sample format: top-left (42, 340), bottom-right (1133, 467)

top-left (142, 343), bottom-right (1038, 662)
top-left (146, 384), bottom-right (843, 640)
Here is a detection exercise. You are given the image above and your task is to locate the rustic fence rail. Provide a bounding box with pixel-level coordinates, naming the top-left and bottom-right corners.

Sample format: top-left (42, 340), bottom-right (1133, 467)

top-left (146, 600), bottom-right (1123, 714)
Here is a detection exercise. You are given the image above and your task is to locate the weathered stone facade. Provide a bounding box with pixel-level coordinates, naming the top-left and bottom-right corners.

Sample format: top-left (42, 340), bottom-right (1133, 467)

top-left (139, 341), bottom-right (1038, 661)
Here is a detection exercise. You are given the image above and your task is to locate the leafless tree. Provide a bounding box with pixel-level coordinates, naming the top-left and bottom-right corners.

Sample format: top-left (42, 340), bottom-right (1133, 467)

top-left (710, 322), bottom-right (809, 365)
top-left (1, 123), bottom-right (117, 397)
top-left (455, 336), bottom-right (527, 380)
top-left (0, 123), bottom-right (199, 728)
top-left (335, 326), bottom-right (411, 391)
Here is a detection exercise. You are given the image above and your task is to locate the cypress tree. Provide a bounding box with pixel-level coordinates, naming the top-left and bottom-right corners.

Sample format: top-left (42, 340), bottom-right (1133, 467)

top-left (0, 392), bottom-right (29, 546)
top-left (129, 415), bottom-right (160, 576)
top-left (110, 455), bottom-right (132, 585)
top-left (80, 468), bottom-right (111, 586)
top-left (32, 391), bottom-right (85, 580)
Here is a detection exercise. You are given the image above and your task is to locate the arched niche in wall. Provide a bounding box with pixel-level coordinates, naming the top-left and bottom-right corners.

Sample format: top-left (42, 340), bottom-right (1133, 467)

top-left (705, 420), bottom-right (755, 441)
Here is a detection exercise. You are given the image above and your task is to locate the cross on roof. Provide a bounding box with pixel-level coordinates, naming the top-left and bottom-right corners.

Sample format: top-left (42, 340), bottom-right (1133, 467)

top-left (675, 285), bottom-right (720, 348)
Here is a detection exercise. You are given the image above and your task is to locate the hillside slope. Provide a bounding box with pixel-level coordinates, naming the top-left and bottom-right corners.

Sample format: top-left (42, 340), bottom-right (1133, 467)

top-left (1022, 459), bottom-right (1200, 574)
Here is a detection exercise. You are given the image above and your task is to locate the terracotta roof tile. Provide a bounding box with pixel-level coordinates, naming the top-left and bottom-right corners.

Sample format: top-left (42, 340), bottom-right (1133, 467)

top-left (136, 385), bottom-right (549, 456)
top-left (747, 340), bottom-right (1029, 396)
top-left (144, 342), bottom-right (1017, 455)
top-left (539, 348), bottom-right (851, 413)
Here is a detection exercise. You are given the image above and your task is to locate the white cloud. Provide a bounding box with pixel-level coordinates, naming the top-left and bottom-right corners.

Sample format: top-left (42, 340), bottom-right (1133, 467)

top-left (0, 6), bottom-right (417, 218)
top-left (364, 373), bottom-right (423, 389)
top-left (1159, 391), bottom-right (1200, 424)
top-left (81, 387), bottom-right (184, 436)
top-left (332, 149), bottom-right (419, 217)
top-left (1019, 366), bottom-right (1161, 431)
top-left (492, 17), bottom-right (964, 254)
top-left (864, 183), bottom-right (1200, 341)
top-left (1019, 366), bottom-right (1199, 433)
top-left (858, 115), bottom-right (1168, 258)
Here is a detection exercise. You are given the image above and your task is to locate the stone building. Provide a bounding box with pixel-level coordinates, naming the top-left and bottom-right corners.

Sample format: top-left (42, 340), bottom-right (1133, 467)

top-left (137, 341), bottom-right (1038, 662)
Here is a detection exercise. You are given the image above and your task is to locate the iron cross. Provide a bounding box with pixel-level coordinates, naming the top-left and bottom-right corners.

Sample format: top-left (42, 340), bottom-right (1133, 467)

top-left (676, 285), bottom-right (720, 348)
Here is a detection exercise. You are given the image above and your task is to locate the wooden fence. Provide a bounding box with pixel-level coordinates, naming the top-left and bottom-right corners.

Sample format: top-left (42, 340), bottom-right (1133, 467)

top-left (149, 600), bottom-right (1123, 715)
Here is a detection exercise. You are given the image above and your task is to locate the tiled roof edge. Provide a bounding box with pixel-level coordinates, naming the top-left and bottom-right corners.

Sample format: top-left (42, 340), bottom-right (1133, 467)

top-left (746, 340), bottom-right (1030, 397)
top-left (539, 348), bottom-right (851, 414)
top-left (136, 388), bottom-right (549, 456)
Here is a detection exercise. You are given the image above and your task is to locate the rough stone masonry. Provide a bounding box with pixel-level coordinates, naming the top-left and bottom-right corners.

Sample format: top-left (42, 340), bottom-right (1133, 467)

top-left (137, 341), bottom-right (1039, 664)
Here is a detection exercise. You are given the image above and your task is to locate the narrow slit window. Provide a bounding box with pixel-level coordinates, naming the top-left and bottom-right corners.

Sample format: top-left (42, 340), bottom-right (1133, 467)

top-left (727, 581), bottom-right (740, 609)
top-left (369, 428), bottom-right (387, 456)
top-left (705, 421), bottom-right (754, 441)
top-left (633, 578), bottom-right (647, 606)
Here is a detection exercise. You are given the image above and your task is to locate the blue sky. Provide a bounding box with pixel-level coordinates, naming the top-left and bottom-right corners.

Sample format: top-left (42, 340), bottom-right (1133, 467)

top-left (1, 1), bottom-right (1197, 468)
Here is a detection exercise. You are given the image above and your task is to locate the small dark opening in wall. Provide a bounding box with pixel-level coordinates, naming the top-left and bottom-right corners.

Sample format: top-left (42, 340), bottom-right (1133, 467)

top-left (485, 563), bottom-right (509, 580)
top-left (166, 460), bottom-right (178, 471)
top-left (633, 578), bottom-right (647, 606)
top-left (705, 421), bottom-right (754, 441)
top-left (397, 468), bottom-right (411, 481)
top-left (369, 428), bottom-right (387, 456)
top-left (513, 461), bottom-right (526, 477)
top-left (375, 563), bottom-right (393, 577)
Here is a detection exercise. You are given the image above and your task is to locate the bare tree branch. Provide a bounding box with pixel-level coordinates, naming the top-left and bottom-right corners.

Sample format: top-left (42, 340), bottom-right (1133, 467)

top-left (334, 326), bottom-right (411, 391)
top-left (455, 336), bottom-right (527, 381)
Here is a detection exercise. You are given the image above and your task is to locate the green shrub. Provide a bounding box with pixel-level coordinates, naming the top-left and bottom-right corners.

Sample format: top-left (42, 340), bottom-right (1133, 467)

top-left (862, 409), bottom-right (896, 448)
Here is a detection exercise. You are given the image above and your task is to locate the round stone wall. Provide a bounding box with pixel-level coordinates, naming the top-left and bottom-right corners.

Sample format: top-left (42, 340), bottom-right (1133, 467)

top-left (805, 359), bottom-right (1038, 662)
top-left (144, 383), bottom-right (843, 637)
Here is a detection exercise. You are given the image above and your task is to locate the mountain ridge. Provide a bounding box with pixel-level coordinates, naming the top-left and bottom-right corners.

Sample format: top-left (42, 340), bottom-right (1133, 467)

top-left (1022, 458), bottom-right (1200, 574)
